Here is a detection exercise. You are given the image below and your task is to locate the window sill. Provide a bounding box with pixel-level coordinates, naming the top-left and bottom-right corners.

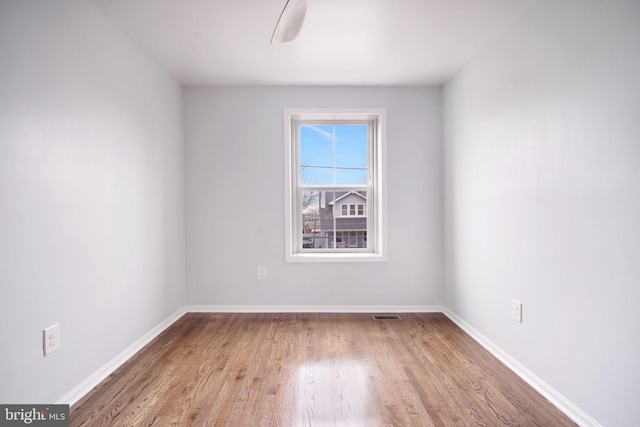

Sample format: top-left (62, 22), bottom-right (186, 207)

top-left (286, 252), bottom-right (387, 263)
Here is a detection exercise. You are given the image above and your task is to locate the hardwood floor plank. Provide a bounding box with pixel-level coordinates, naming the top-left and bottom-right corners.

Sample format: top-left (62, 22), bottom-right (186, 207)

top-left (71, 313), bottom-right (576, 426)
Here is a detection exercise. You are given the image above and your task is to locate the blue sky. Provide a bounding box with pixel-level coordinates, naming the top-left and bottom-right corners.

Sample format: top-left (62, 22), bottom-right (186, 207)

top-left (300, 124), bottom-right (368, 185)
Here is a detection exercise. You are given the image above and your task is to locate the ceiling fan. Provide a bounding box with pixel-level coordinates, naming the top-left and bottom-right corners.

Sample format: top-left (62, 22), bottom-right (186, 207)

top-left (271, 0), bottom-right (308, 44)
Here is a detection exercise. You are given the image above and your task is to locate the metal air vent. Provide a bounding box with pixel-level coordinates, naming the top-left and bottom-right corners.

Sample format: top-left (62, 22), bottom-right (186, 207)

top-left (372, 314), bottom-right (402, 321)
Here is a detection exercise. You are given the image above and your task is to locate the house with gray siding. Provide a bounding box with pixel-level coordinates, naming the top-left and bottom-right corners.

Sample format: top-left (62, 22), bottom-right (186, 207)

top-left (317, 191), bottom-right (367, 248)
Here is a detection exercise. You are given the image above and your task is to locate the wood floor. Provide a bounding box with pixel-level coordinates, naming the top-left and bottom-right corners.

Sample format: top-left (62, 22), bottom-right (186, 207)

top-left (71, 313), bottom-right (576, 426)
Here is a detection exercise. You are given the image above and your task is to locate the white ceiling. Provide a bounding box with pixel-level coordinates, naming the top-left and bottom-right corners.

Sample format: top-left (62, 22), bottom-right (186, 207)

top-left (90, 0), bottom-right (535, 86)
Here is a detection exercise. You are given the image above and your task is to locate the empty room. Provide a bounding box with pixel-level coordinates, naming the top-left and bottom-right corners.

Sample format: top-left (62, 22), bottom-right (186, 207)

top-left (0, 0), bottom-right (638, 426)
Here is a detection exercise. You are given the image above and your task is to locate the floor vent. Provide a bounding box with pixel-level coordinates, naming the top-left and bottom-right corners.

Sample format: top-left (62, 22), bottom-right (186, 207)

top-left (372, 314), bottom-right (402, 321)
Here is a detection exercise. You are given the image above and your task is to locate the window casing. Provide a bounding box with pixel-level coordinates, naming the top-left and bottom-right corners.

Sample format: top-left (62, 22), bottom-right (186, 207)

top-left (284, 109), bottom-right (387, 262)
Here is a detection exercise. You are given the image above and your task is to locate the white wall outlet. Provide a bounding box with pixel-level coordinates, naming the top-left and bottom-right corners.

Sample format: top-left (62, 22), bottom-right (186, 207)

top-left (43, 323), bottom-right (61, 356)
top-left (512, 300), bottom-right (523, 323)
top-left (257, 266), bottom-right (267, 280)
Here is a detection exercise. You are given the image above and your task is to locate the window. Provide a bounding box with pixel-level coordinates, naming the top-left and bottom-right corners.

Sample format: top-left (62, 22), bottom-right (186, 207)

top-left (284, 109), bottom-right (387, 262)
top-left (340, 203), bottom-right (365, 217)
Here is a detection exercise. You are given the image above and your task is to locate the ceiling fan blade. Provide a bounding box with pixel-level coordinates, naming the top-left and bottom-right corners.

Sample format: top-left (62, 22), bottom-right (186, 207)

top-left (271, 0), bottom-right (308, 44)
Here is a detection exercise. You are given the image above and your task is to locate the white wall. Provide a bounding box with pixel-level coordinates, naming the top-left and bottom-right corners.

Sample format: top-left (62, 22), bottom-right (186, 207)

top-left (0, 0), bottom-right (186, 403)
top-left (186, 86), bottom-right (443, 306)
top-left (443, 1), bottom-right (640, 425)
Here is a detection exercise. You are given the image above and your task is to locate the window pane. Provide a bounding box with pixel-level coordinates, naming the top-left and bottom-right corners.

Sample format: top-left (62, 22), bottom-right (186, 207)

top-left (301, 190), bottom-right (322, 248)
top-left (335, 125), bottom-right (368, 184)
top-left (300, 124), bottom-right (368, 185)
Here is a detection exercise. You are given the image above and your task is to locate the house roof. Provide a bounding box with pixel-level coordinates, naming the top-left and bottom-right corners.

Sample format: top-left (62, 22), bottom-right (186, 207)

top-left (328, 191), bottom-right (367, 206)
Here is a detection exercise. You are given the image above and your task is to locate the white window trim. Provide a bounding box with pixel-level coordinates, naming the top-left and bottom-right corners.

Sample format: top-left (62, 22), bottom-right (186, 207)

top-left (284, 108), bottom-right (387, 263)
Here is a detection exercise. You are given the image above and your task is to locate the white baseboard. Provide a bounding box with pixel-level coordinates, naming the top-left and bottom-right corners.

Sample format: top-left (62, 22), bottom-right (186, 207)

top-left (59, 304), bottom-right (598, 427)
top-left (58, 305), bottom-right (438, 405)
top-left (186, 304), bottom-right (445, 313)
top-left (441, 308), bottom-right (601, 427)
top-left (57, 306), bottom-right (187, 406)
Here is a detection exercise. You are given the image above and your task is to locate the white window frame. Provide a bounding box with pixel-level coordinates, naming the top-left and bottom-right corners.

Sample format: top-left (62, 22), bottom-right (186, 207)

top-left (284, 108), bottom-right (387, 262)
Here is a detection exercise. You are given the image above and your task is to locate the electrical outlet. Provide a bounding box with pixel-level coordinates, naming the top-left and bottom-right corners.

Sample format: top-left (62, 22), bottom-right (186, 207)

top-left (512, 300), bottom-right (523, 323)
top-left (43, 323), bottom-right (61, 356)
top-left (257, 266), bottom-right (267, 280)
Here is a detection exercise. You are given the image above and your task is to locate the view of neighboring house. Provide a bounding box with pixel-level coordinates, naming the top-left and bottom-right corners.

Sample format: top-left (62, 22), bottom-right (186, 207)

top-left (303, 190), bottom-right (367, 249)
